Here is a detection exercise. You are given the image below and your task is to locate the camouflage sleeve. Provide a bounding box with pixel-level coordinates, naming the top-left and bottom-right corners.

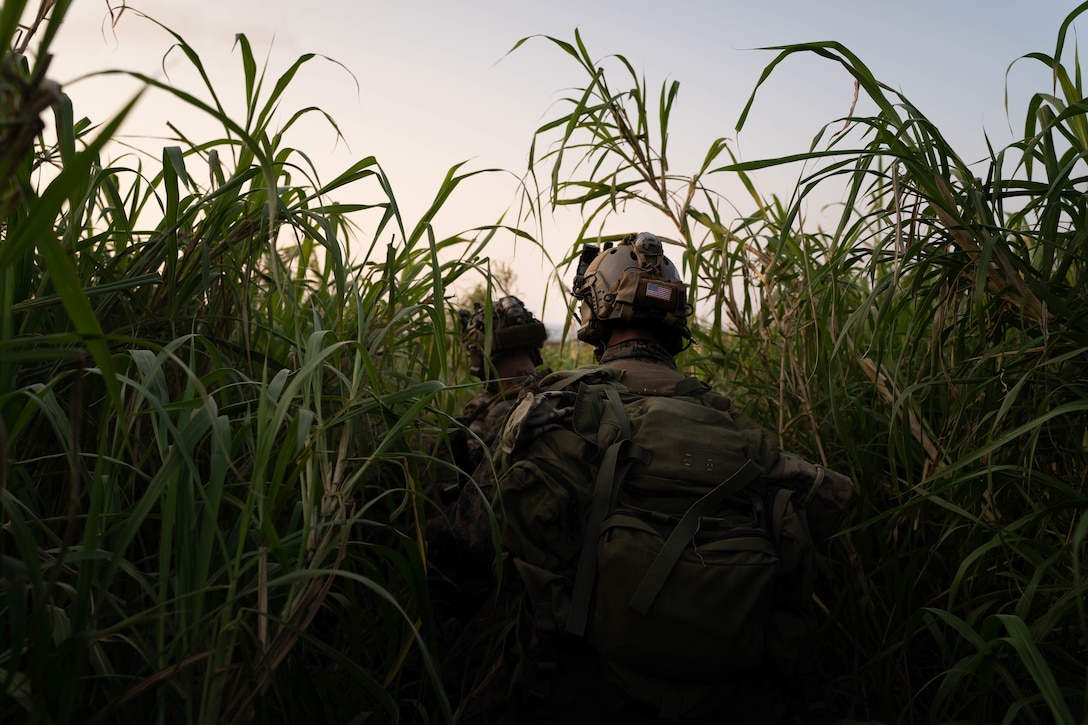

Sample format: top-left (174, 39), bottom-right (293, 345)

top-left (447, 459), bottom-right (499, 566)
top-left (714, 396), bottom-right (856, 544)
top-left (765, 452), bottom-right (856, 544)
top-left (423, 448), bottom-right (503, 628)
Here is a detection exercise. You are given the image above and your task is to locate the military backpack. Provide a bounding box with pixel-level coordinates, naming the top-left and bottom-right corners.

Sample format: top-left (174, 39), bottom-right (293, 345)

top-left (493, 366), bottom-right (831, 721)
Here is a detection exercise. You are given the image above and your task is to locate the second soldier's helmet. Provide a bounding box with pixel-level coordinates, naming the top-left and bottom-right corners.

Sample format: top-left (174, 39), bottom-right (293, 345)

top-left (571, 232), bottom-right (692, 356)
top-left (460, 295), bottom-right (547, 380)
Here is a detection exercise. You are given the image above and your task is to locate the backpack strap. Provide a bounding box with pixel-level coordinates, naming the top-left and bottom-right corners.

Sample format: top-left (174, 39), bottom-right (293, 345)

top-left (629, 458), bottom-right (764, 614)
top-left (540, 365), bottom-right (621, 392)
top-left (519, 568), bottom-right (560, 699)
top-left (566, 385), bottom-right (650, 638)
top-left (671, 375), bottom-right (711, 398)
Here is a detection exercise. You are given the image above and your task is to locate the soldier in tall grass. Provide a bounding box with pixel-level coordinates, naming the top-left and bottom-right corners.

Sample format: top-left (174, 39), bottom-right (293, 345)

top-left (426, 294), bottom-right (549, 514)
top-left (426, 296), bottom-right (550, 657)
top-left (441, 232), bottom-right (854, 723)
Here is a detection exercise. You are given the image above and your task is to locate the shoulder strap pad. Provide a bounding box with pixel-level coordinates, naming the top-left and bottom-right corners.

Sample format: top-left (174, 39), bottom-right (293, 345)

top-left (539, 365), bottom-right (624, 392)
top-left (673, 376), bottom-right (735, 412)
top-left (672, 376), bottom-right (710, 398)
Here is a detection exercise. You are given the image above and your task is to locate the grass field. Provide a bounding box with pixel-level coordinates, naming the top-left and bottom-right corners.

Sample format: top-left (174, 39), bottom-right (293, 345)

top-left (2, 1), bottom-right (1087, 723)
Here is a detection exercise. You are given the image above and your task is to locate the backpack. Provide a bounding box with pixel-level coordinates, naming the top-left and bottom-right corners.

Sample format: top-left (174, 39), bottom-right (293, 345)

top-left (492, 365), bottom-right (821, 721)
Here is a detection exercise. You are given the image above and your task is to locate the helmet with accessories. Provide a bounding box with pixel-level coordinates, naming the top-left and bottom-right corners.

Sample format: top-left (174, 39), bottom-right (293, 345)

top-left (460, 295), bottom-right (547, 379)
top-left (571, 232), bottom-right (692, 355)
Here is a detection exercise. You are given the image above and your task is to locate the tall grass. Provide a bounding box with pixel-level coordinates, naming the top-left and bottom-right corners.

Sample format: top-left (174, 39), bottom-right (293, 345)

top-left (4, 1), bottom-right (1088, 723)
top-left (520, 14), bottom-right (1088, 724)
top-left (1, 2), bottom-right (523, 722)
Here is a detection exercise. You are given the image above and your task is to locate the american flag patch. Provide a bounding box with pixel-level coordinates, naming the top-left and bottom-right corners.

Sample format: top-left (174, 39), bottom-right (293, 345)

top-left (645, 282), bottom-right (672, 302)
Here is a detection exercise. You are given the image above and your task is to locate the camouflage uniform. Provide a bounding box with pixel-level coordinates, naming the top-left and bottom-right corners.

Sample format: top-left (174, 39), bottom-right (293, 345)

top-left (450, 339), bottom-right (852, 723)
top-left (460, 378), bottom-right (540, 473)
top-left (442, 338), bottom-right (686, 584)
top-left (425, 297), bottom-right (550, 706)
top-left (430, 372), bottom-right (546, 575)
top-left (426, 295), bottom-right (549, 507)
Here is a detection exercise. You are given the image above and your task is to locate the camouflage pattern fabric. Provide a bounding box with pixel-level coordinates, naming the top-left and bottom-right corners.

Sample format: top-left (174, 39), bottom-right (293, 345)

top-left (425, 372), bottom-right (547, 716)
top-left (428, 371), bottom-right (547, 571)
top-left (439, 341), bottom-right (852, 723)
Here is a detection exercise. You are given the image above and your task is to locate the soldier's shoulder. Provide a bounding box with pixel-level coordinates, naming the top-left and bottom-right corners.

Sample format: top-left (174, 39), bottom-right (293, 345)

top-left (498, 387), bottom-right (579, 454)
top-left (462, 390), bottom-right (501, 422)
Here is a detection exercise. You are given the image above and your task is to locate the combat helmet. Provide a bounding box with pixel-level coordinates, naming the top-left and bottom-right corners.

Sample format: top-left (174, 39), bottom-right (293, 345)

top-left (571, 232), bottom-right (692, 356)
top-left (460, 295), bottom-right (547, 380)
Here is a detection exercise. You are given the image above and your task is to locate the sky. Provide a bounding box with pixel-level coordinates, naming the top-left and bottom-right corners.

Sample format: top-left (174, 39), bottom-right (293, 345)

top-left (29, 0), bottom-right (1086, 326)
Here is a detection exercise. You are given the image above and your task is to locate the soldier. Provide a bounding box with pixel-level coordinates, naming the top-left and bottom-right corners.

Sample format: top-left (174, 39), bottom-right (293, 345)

top-left (425, 295), bottom-right (550, 705)
top-left (455, 295), bottom-right (551, 483)
top-left (427, 292), bottom-right (549, 539)
top-left (448, 233), bottom-right (854, 724)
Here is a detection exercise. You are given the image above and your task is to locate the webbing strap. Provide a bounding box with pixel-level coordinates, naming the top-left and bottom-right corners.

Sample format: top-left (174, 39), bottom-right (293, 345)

top-left (771, 485), bottom-right (793, 534)
top-left (565, 386), bottom-right (647, 638)
top-left (520, 572), bottom-right (559, 698)
top-left (628, 458), bottom-right (763, 615)
top-left (542, 366), bottom-right (618, 392)
top-left (604, 385), bottom-right (631, 441)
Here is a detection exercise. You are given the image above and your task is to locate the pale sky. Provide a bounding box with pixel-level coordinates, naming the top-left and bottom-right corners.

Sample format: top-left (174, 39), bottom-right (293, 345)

top-left (32, 1), bottom-right (1083, 325)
